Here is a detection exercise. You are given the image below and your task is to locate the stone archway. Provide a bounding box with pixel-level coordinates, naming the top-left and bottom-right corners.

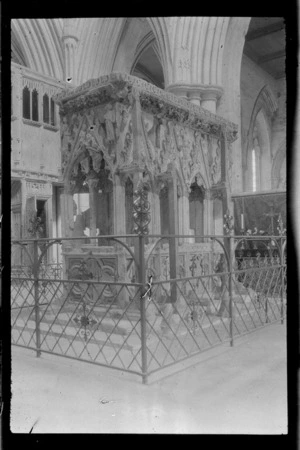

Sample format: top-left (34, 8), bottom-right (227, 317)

top-left (244, 85), bottom-right (278, 191)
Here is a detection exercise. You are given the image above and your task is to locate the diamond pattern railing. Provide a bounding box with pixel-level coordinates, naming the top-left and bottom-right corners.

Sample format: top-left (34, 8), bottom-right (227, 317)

top-left (11, 276), bottom-right (144, 374)
top-left (11, 235), bottom-right (286, 383)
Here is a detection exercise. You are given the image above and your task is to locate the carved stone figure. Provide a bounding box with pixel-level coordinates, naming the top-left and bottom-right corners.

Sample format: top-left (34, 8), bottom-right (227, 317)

top-left (227, 141), bottom-right (233, 186)
top-left (211, 139), bottom-right (221, 185)
top-left (104, 103), bottom-right (116, 143)
top-left (89, 149), bottom-right (104, 173)
top-left (80, 156), bottom-right (90, 175)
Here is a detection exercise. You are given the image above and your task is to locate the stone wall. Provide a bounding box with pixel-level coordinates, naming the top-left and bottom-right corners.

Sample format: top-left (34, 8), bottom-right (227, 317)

top-left (11, 63), bottom-right (65, 180)
top-left (240, 55), bottom-right (286, 191)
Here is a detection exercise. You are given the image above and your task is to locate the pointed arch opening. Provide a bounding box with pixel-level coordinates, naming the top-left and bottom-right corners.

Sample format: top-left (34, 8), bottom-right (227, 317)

top-left (131, 33), bottom-right (165, 89)
top-left (247, 109), bottom-right (272, 192)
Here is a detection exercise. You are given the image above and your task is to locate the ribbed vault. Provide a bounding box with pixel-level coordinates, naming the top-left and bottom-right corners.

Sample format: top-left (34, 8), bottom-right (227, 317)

top-left (11, 16), bottom-right (252, 96)
top-left (168, 17), bottom-right (230, 86)
top-left (11, 19), bottom-right (64, 79)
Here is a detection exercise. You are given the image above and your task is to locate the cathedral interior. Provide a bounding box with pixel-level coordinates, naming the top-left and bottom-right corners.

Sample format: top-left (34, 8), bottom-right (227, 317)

top-left (11, 17), bottom-right (286, 246)
top-left (9, 17), bottom-right (287, 383)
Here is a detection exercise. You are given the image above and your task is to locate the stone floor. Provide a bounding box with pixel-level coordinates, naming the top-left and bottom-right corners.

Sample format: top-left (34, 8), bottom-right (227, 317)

top-left (10, 322), bottom-right (287, 434)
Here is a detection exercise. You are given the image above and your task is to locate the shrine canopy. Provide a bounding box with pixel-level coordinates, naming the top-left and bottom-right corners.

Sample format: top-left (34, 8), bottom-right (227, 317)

top-left (232, 190), bottom-right (286, 236)
top-left (53, 72), bottom-right (238, 196)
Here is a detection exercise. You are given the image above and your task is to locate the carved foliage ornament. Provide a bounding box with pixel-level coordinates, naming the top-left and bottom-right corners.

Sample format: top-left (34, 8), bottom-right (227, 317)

top-left (139, 92), bottom-right (223, 139)
top-left (61, 102), bottom-right (133, 179)
top-left (54, 73), bottom-right (238, 140)
top-left (141, 111), bottom-right (209, 191)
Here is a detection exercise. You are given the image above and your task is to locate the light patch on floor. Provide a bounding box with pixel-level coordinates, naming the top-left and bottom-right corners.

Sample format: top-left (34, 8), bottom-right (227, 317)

top-left (10, 323), bottom-right (287, 434)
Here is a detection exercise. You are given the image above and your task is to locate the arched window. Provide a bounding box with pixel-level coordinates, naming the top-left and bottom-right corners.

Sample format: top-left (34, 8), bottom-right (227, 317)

top-left (50, 98), bottom-right (55, 126)
top-left (22, 86), bottom-right (30, 119)
top-left (246, 85), bottom-right (277, 192)
top-left (43, 94), bottom-right (49, 123)
top-left (32, 89), bottom-right (39, 121)
top-left (247, 111), bottom-right (271, 192)
top-left (43, 94), bottom-right (56, 126)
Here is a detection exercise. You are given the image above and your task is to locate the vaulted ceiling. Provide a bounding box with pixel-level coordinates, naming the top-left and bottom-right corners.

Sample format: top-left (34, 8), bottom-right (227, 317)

top-left (244, 17), bottom-right (285, 79)
top-left (11, 17), bottom-right (285, 89)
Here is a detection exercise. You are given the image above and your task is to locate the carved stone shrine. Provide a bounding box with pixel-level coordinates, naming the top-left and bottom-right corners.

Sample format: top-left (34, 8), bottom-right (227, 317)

top-left (54, 73), bottom-right (238, 307)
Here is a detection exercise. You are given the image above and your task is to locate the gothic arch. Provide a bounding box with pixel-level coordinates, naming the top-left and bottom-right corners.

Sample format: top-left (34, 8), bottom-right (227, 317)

top-left (130, 31), bottom-right (164, 88)
top-left (244, 85), bottom-right (278, 191)
top-left (245, 110), bottom-right (272, 191)
top-left (146, 18), bottom-right (172, 87)
top-left (131, 31), bottom-right (162, 69)
top-left (247, 85), bottom-right (278, 140)
top-left (189, 170), bottom-right (208, 193)
top-left (111, 18), bottom-right (166, 88)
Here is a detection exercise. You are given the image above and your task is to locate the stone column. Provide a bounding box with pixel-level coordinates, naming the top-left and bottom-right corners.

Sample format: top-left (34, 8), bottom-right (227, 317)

top-left (113, 174), bottom-right (126, 235)
top-left (178, 193), bottom-right (183, 244)
top-left (200, 90), bottom-right (219, 115)
top-left (60, 188), bottom-right (75, 238)
top-left (62, 20), bottom-right (79, 85)
top-left (203, 190), bottom-right (211, 236)
top-left (87, 177), bottom-right (98, 238)
top-left (167, 174), bottom-right (179, 304)
top-left (20, 178), bottom-right (28, 238)
top-left (11, 67), bottom-right (22, 168)
top-left (112, 174), bottom-right (127, 308)
top-left (181, 191), bottom-right (193, 243)
top-left (166, 84), bottom-right (223, 114)
top-left (188, 95), bottom-right (201, 107)
top-left (187, 88), bottom-right (201, 107)
top-left (166, 85), bottom-right (189, 101)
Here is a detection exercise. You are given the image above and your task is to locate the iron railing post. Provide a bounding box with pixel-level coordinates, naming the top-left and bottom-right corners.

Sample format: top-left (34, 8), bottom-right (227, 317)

top-left (228, 235), bottom-right (234, 347)
top-left (33, 239), bottom-right (41, 357)
top-left (139, 234), bottom-right (148, 384)
top-left (132, 179), bottom-right (151, 384)
top-left (280, 236), bottom-right (285, 324)
top-left (223, 210), bottom-right (234, 346)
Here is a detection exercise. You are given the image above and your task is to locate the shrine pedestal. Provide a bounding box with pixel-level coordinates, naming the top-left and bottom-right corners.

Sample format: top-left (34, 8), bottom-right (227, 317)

top-left (62, 244), bottom-right (131, 308)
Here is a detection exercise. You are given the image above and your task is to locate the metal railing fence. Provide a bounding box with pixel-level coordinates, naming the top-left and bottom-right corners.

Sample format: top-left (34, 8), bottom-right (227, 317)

top-left (11, 233), bottom-right (286, 383)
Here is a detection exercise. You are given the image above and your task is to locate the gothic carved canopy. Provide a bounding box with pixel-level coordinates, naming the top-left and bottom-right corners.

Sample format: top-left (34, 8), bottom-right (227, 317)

top-left (54, 72), bottom-right (238, 192)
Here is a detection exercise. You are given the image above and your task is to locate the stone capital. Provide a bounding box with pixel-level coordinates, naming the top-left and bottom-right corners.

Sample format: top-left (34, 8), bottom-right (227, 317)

top-left (62, 19), bottom-right (79, 42)
top-left (166, 83), bottom-right (223, 99)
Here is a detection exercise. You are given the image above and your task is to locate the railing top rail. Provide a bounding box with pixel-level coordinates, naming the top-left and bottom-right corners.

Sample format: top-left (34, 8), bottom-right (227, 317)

top-left (11, 276), bottom-right (143, 286)
top-left (11, 235), bottom-right (140, 243)
top-left (11, 234), bottom-right (286, 244)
